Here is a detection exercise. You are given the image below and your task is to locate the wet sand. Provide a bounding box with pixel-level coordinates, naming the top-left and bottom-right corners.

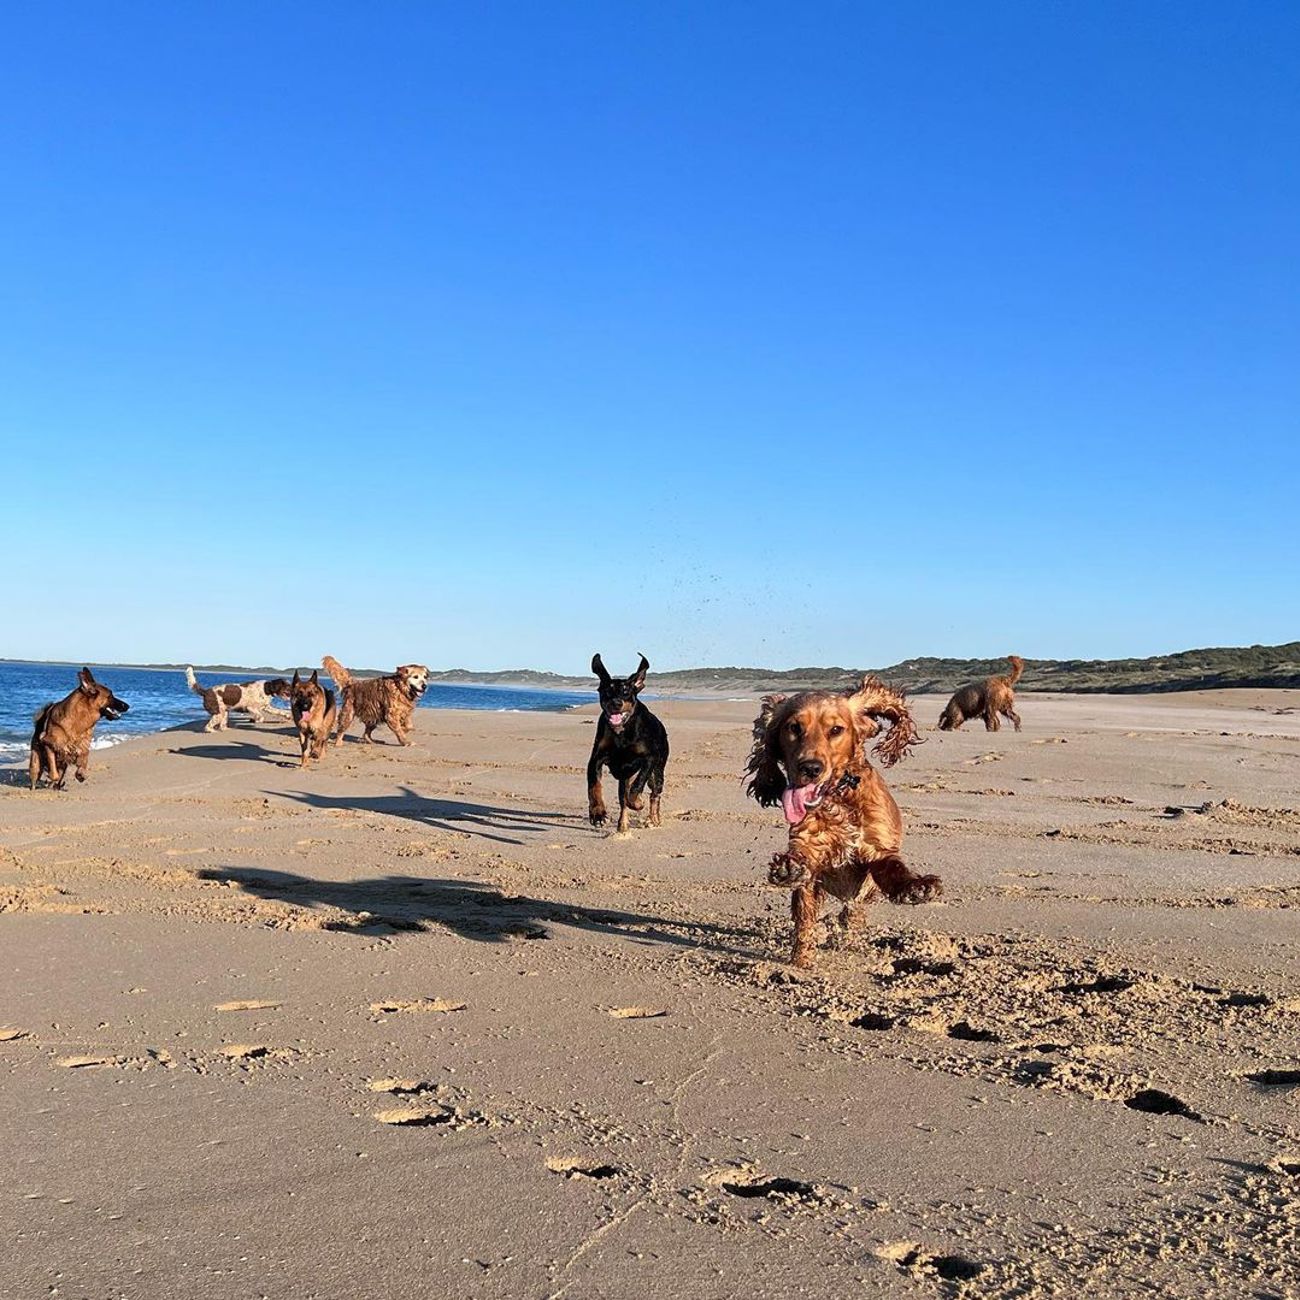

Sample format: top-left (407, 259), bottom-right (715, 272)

top-left (2, 691), bottom-right (1299, 1298)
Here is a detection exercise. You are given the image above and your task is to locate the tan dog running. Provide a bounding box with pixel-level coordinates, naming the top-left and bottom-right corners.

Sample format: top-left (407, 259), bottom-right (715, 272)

top-left (289, 669), bottom-right (337, 768)
top-left (29, 668), bottom-right (130, 790)
top-left (746, 676), bottom-right (942, 968)
top-left (322, 655), bottom-right (429, 746)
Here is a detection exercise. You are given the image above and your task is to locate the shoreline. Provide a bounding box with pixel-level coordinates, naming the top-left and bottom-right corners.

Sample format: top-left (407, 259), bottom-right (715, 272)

top-left (5, 684), bottom-right (1297, 769)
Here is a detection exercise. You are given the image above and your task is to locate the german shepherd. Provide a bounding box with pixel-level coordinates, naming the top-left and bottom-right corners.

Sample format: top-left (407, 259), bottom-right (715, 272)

top-left (289, 670), bottom-right (337, 768)
top-left (29, 668), bottom-right (130, 790)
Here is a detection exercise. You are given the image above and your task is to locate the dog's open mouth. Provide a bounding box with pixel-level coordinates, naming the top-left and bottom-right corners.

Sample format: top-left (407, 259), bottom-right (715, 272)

top-left (781, 780), bottom-right (827, 825)
top-left (606, 710), bottom-right (628, 729)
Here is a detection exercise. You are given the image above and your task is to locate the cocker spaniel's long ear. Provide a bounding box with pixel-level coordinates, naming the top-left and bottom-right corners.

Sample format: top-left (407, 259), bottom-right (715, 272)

top-left (744, 694), bottom-right (789, 805)
top-left (845, 676), bottom-right (919, 767)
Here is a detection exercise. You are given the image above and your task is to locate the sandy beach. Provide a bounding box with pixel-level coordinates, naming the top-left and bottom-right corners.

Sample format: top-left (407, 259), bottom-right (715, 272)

top-left (3, 692), bottom-right (1299, 1298)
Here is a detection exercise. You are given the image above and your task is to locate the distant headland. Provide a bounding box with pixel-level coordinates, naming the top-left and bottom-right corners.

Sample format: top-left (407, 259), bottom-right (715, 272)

top-left (4, 642), bottom-right (1297, 695)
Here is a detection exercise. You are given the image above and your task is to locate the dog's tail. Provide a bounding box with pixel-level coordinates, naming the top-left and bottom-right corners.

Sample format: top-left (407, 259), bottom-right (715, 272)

top-left (30, 702), bottom-right (53, 744)
top-left (321, 655), bottom-right (352, 691)
top-left (1005, 655), bottom-right (1024, 686)
top-left (185, 666), bottom-right (205, 697)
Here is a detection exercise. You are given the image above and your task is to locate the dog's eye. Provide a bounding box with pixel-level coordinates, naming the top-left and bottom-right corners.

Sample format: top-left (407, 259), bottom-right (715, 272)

top-left (786, 722), bottom-right (801, 737)
top-left (828, 724), bottom-right (845, 737)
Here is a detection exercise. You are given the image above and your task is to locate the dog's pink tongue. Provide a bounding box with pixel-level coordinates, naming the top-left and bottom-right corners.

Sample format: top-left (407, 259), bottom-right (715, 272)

top-left (781, 783), bottom-right (816, 825)
top-left (608, 712), bottom-right (626, 727)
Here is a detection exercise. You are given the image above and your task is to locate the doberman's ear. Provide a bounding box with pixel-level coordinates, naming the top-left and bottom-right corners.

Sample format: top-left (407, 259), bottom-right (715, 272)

top-left (745, 694), bottom-right (790, 806)
top-left (78, 668), bottom-right (97, 695)
top-left (630, 654), bottom-right (649, 692)
top-left (591, 654), bottom-right (611, 685)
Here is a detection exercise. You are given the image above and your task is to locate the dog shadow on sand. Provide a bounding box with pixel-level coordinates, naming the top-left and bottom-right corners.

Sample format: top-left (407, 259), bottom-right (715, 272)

top-left (170, 739), bottom-right (296, 767)
top-left (197, 865), bottom-right (755, 954)
top-left (271, 785), bottom-right (579, 846)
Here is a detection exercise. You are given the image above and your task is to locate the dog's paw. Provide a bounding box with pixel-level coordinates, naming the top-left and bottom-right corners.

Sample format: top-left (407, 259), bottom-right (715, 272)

top-left (896, 874), bottom-right (943, 904)
top-left (767, 854), bottom-right (811, 888)
top-left (589, 809), bottom-right (607, 828)
top-left (75, 771), bottom-right (87, 783)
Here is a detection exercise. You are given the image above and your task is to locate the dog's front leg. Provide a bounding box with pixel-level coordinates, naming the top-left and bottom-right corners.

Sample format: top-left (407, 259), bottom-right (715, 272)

top-left (587, 750), bottom-right (607, 827)
top-left (73, 745), bottom-right (91, 783)
top-left (767, 850), bottom-right (812, 888)
top-left (869, 856), bottom-right (943, 904)
top-left (616, 775), bottom-right (632, 833)
top-left (791, 884), bottom-right (823, 968)
top-left (767, 824), bottom-right (834, 888)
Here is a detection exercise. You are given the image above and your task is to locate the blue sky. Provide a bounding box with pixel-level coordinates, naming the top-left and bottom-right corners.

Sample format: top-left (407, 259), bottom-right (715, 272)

top-left (1, 3), bottom-right (1295, 672)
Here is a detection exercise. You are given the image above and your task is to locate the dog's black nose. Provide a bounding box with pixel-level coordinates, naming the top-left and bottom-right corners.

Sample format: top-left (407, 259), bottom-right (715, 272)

top-left (797, 759), bottom-right (824, 782)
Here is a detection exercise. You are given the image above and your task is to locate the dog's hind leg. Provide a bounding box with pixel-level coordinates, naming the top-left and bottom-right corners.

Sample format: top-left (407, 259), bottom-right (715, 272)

top-left (1003, 706), bottom-right (1022, 731)
top-left (28, 746), bottom-right (41, 790)
top-left (623, 770), bottom-right (646, 812)
top-left (587, 750), bottom-right (608, 827)
top-left (616, 777), bottom-right (632, 833)
top-left (333, 697), bottom-right (353, 746)
top-left (983, 708), bottom-right (1000, 731)
top-left (646, 761), bottom-right (665, 828)
top-left (837, 903), bottom-right (866, 931)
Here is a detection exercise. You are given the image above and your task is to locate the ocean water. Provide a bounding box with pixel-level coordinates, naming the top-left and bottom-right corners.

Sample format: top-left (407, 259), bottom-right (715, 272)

top-left (0, 661), bottom-right (591, 760)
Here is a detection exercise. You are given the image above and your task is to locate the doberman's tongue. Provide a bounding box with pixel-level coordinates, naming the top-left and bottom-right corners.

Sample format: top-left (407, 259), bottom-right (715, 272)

top-left (608, 712), bottom-right (626, 727)
top-left (781, 783), bottom-right (818, 825)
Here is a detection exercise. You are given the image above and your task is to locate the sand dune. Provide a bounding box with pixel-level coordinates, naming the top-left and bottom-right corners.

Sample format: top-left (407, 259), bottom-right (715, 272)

top-left (2, 693), bottom-right (1299, 1297)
